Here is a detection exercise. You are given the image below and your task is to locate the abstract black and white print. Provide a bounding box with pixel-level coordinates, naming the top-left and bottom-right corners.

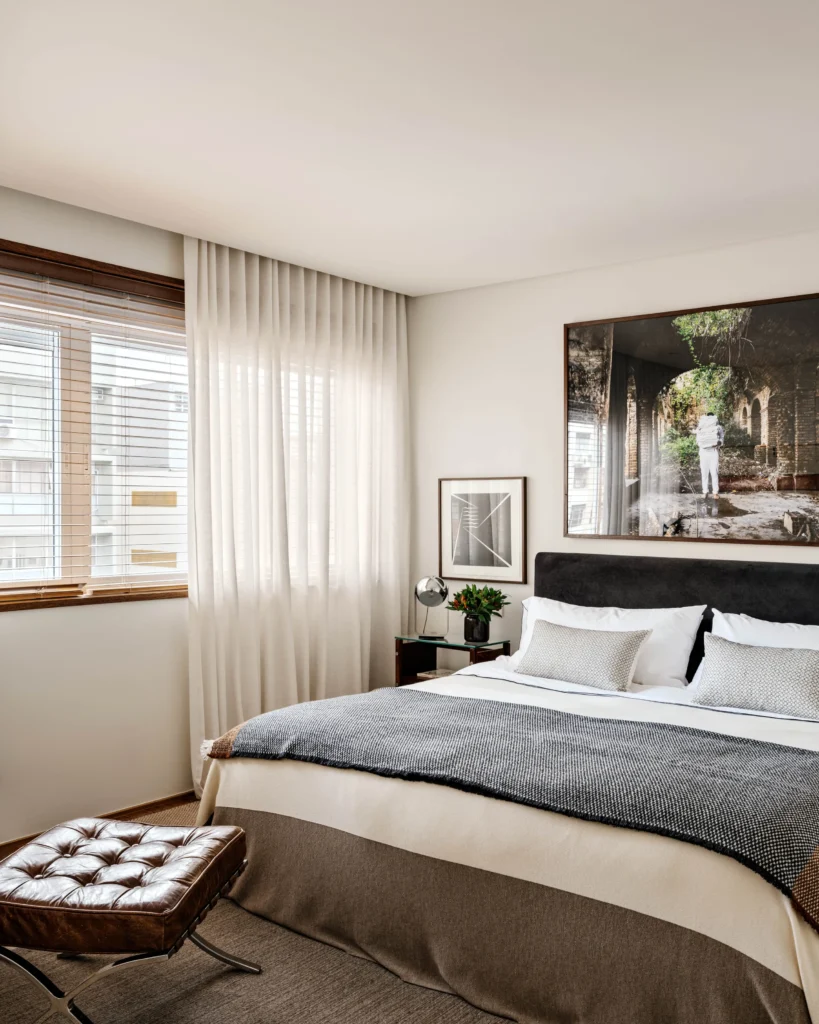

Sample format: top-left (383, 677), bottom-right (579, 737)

top-left (439, 477), bottom-right (526, 583)
top-left (451, 492), bottom-right (512, 568)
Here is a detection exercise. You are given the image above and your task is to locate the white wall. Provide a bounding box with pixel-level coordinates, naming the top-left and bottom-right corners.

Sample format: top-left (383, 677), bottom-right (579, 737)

top-left (408, 230), bottom-right (819, 662)
top-left (1, 599), bottom-right (190, 842)
top-left (0, 186), bottom-right (183, 278)
top-left (0, 189), bottom-right (188, 842)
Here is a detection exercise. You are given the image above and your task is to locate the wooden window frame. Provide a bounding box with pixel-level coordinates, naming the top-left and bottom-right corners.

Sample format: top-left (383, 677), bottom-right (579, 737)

top-left (0, 239), bottom-right (187, 612)
top-left (0, 239), bottom-right (184, 305)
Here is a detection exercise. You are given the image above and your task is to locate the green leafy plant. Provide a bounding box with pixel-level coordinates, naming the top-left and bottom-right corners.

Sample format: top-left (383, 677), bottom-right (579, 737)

top-left (672, 308), bottom-right (752, 367)
top-left (659, 425), bottom-right (700, 470)
top-left (447, 584), bottom-right (510, 624)
top-left (659, 365), bottom-right (744, 434)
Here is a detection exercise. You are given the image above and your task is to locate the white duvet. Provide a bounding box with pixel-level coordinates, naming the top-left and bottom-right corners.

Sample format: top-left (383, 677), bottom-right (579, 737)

top-left (200, 661), bottom-right (819, 1016)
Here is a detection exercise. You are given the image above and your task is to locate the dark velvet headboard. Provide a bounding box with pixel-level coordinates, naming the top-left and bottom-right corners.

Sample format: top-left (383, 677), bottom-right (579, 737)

top-left (534, 552), bottom-right (819, 679)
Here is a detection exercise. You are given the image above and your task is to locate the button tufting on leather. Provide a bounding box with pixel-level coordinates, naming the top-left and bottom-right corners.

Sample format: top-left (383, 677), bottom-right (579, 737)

top-left (0, 817), bottom-right (246, 955)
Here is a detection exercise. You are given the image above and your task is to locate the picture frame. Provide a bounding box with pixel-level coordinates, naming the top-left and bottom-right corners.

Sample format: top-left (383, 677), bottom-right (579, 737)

top-left (564, 291), bottom-right (819, 546)
top-left (438, 477), bottom-right (527, 584)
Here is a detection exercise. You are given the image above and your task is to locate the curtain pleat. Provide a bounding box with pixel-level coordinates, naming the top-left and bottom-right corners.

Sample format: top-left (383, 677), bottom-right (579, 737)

top-left (185, 238), bottom-right (409, 789)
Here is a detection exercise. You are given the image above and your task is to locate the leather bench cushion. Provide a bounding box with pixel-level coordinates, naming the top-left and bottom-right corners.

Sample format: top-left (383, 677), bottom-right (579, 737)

top-left (0, 818), bottom-right (245, 954)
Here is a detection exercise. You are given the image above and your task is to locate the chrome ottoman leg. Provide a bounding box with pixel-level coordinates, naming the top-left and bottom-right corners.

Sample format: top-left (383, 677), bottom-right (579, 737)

top-left (1, 922), bottom-right (260, 1022)
top-left (0, 944), bottom-right (168, 1023)
top-left (188, 931), bottom-right (261, 974)
top-left (0, 945), bottom-right (90, 1023)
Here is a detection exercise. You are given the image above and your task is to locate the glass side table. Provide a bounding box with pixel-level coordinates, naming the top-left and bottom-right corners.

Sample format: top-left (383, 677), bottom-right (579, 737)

top-left (394, 634), bottom-right (511, 687)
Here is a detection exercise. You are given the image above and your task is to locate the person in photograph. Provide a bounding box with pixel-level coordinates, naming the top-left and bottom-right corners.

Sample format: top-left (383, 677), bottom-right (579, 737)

top-left (695, 412), bottom-right (724, 498)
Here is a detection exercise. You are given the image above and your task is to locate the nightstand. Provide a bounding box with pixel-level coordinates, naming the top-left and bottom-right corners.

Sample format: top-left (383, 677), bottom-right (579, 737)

top-left (394, 634), bottom-right (511, 687)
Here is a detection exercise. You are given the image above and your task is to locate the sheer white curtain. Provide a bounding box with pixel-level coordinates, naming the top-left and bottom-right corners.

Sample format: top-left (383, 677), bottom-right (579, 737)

top-left (185, 238), bottom-right (409, 789)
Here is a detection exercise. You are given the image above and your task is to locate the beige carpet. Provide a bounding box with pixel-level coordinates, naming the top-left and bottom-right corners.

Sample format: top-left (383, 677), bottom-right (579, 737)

top-left (1, 902), bottom-right (505, 1023)
top-left (1, 799), bottom-right (506, 1023)
top-left (133, 798), bottom-right (201, 827)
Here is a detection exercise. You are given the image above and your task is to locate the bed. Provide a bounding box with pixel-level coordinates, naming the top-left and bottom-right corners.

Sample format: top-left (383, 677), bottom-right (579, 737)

top-left (198, 552), bottom-right (819, 1024)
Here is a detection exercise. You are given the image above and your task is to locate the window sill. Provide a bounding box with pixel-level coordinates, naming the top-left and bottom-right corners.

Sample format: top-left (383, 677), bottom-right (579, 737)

top-left (0, 586), bottom-right (187, 613)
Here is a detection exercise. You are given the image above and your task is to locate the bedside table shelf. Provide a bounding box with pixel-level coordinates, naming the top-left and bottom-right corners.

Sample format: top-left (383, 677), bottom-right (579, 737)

top-left (395, 634), bottom-right (511, 687)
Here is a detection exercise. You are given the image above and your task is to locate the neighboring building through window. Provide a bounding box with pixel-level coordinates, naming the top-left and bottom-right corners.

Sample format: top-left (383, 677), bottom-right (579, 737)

top-left (567, 421), bottom-right (603, 534)
top-left (0, 267), bottom-right (186, 592)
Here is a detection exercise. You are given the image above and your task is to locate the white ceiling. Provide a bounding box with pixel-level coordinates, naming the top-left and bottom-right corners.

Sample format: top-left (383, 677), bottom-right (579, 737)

top-left (1, 0), bottom-right (818, 296)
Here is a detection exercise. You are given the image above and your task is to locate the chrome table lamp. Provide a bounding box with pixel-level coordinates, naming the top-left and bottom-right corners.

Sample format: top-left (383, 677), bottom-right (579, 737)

top-left (415, 576), bottom-right (448, 639)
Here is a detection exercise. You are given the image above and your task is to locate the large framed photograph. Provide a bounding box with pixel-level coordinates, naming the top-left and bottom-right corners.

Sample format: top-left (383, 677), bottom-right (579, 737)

top-left (439, 477), bottom-right (527, 583)
top-left (565, 292), bottom-right (819, 545)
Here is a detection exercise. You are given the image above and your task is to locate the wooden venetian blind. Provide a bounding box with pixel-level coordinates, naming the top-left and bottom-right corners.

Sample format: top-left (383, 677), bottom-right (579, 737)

top-left (0, 263), bottom-right (187, 600)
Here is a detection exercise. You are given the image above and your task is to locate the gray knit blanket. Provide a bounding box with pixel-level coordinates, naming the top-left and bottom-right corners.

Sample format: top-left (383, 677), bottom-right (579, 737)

top-left (206, 687), bottom-right (819, 931)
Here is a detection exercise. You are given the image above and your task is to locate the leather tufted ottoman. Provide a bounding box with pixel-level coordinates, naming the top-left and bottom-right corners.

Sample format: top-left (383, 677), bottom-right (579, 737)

top-left (0, 818), bottom-right (261, 1022)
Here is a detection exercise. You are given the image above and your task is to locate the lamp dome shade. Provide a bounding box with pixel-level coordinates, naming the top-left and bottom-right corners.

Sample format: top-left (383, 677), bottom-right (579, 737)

top-left (415, 576), bottom-right (448, 607)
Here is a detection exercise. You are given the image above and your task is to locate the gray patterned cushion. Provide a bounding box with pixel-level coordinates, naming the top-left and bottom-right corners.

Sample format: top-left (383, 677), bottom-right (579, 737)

top-left (515, 619), bottom-right (651, 691)
top-left (693, 634), bottom-right (819, 719)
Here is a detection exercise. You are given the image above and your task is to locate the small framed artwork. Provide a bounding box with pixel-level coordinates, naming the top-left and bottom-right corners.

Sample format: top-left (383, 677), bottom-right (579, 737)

top-left (439, 477), bottom-right (527, 584)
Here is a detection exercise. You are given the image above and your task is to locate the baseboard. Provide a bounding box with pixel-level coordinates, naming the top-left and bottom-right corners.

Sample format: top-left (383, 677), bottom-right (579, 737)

top-left (0, 789), bottom-right (196, 862)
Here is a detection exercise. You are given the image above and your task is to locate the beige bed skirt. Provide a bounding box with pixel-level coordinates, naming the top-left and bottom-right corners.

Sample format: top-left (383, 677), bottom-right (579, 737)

top-left (214, 804), bottom-right (808, 1024)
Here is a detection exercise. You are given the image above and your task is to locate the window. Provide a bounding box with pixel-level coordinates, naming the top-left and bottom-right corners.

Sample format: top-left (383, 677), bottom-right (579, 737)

top-left (0, 459), bottom-right (51, 494)
top-left (567, 422), bottom-right (602, 534)
top-left (569, 504), bottom-right (586, 528)
top-left (0, 266), bottom-right (186, 601)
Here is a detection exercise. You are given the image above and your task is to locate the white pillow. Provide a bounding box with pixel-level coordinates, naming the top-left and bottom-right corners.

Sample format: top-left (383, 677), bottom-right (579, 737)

top-left (691, 610), bottom-right (819, 687)
top-left (512, 597), bottom-right (705, 689)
